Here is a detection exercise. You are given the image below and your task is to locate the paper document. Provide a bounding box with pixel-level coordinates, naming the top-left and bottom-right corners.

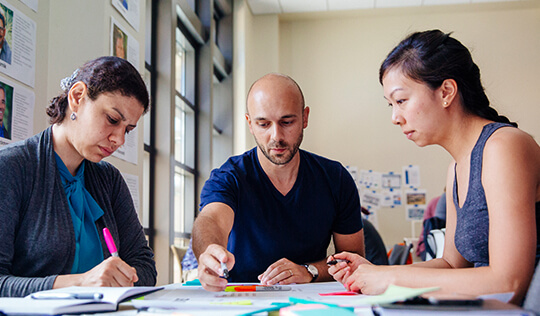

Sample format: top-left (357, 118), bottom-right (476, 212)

top-left (0, 286), bottom-right (161, 315)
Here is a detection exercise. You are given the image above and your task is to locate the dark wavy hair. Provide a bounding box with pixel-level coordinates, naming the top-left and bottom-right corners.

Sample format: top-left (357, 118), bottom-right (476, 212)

top-left (47, 56), bottom-right (150, 124)
top-left (379, 30), bottom-right (516, 127)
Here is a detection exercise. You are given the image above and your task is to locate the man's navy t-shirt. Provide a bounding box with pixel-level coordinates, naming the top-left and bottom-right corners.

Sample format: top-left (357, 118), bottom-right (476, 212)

top-left (200, 148), bottom-right (362, 282)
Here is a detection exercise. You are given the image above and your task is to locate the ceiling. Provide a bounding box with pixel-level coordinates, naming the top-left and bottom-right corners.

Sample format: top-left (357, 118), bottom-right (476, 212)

top-left (246, 0), bottom-right (523, 15)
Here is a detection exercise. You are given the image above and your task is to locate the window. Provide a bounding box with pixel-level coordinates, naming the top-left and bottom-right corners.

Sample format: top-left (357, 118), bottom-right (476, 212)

top-left (147, 0), bottom-right (233, 284)
top-left (142, 0), bottom-right (157, 247)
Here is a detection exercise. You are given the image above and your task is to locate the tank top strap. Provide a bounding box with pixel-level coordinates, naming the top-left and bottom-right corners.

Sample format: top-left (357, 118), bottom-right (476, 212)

top-left (453, 122), bottom-right (514, 210)
top-left (469, 122), bottom-right (513, 184)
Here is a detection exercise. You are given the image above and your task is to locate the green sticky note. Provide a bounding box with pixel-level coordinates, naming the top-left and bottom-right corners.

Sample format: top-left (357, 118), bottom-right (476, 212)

top-left (356, 284), bottom-right (439, 306)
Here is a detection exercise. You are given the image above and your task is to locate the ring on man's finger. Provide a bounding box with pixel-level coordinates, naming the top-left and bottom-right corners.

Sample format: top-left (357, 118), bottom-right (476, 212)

top-left (289, 269), bottom-right (293, 277)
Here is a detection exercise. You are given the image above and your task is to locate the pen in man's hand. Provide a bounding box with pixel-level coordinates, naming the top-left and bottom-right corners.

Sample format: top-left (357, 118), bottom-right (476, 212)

top-left (221, 261), bottom-right (229, 278)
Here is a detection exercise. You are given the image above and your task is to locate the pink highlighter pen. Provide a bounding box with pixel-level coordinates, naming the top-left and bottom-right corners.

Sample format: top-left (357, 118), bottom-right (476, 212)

top-left (103, 227), bottom-right (119, 257)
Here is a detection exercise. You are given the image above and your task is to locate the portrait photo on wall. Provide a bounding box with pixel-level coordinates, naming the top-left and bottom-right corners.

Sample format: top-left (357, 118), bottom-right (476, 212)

top-left (112, 24), bottom-right (127, 60)
top-left (0, 3), bottom-right (13, 65)
top-left (0, 81), bottom-right (14, 140)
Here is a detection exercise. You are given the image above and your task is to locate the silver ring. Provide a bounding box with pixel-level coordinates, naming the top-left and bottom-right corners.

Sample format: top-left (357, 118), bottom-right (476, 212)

top-left (289, 269), bottom-right (293, 277)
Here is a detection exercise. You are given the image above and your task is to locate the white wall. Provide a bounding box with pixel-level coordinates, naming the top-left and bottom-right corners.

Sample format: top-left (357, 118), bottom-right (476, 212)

top-left (235, 1), bottom-right (540, 247)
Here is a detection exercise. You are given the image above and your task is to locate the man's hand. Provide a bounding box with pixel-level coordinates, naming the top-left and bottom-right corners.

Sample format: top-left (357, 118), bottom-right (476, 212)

top-left (198, 244), bottom-right (235, 292)
top-left (258, 258), bottom-right (312, 285)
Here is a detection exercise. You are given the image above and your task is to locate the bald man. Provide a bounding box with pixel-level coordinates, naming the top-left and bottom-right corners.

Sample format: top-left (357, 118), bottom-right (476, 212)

top-left (192, 73), bottom-right (365, 291)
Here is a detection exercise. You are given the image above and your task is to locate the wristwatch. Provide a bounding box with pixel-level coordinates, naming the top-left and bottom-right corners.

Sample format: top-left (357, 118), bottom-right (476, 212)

top-left (303, 264), bottom-right (319, 282)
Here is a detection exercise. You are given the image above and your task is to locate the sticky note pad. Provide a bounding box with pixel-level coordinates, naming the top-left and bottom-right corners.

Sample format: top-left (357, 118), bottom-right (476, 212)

top-left (182, 279), bottom-right (202, 286)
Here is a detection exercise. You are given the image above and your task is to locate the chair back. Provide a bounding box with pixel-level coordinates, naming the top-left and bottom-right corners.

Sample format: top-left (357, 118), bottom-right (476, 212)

top-left (388, 243), bottom-right (413, 265)
top-left (425, 228), bottom-right (446, 261)
top-left (170, 244), bottom-right (189, 283)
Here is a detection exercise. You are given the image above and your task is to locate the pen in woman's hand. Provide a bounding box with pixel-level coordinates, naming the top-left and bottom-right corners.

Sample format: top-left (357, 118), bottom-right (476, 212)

top-left (103, 228), bottom-right (119, 257)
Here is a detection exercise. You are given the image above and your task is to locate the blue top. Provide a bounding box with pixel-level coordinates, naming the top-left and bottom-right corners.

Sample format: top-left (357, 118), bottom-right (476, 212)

top-left (454, 122), bottom-right (540, 267)
top-left (200, 148), bottom-right (362, 282)
top-left (0, 127), bottom-right (156, 297)
top-left (54, 153), bottom-right (104, 274)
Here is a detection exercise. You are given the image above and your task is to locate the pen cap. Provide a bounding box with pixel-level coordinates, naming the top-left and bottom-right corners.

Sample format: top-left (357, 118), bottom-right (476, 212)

top-left (103, 228), bottom-right (118, 253)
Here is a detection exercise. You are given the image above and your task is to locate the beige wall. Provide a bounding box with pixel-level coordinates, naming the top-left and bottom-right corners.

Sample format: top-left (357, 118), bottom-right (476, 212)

top-left (47, 1), bottom-right (147, 181)
top-left (235, 1), bottom-right (540, 247)
top-left (233, 0), bottom-right (280, 153)
top-left (4, 0), bottom-right (149, 203)
top-left (1, 0), bottom-right (147, 211)
top-left (2, 0), bottom-right (151, 276)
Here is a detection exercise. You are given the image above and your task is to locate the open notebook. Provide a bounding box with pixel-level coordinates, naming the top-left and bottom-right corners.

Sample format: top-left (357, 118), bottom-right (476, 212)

top-left (0, 286), bottom-right (162, 315)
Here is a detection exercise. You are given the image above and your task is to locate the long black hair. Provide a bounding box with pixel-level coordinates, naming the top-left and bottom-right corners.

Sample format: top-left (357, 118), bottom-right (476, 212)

top-left (47, 56), bottom-right (150, 124)
top-left (379, 30), bottom-right (516, 127)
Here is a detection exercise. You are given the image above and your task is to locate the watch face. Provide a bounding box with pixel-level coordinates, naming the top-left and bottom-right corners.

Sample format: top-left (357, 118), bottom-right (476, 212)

top-left (307, 265), bottom-right (318, 277)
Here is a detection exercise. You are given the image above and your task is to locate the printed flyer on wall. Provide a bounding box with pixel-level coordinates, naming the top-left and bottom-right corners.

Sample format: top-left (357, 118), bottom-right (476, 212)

top-left (0, 1), bottom-right (36, 87)
top-left (0, 76), bottom-right (34, 146)
top-left (110, 17), bottom-right (140, 70)
top-left (112, 0), bottom-right (141, 32)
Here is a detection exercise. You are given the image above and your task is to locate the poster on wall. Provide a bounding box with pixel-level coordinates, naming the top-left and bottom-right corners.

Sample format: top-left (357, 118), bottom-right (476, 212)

top-left (358, 169), bottom-right (382, 189)
top-left (0, 76), bottom-right (34, 146)
top-left (382, 172), bottom-right (401, 189)
top-left (112, 0), bottom-right (140, 32)
top-left (110, 17), bottom-right (139, 69)
top-left (402, 165), bottom-right (421, 188)
top-left (121, 172), bottom-right (140, 215)
top-left (405, 188), bottom-right (427, 221)
top-left (405, 189), bottom-right (426, 206)
top-left (381, 188), bottom-right (402, 207)
top-left (0, 1), bottom-right (36, 87)
top-left (406, 205), bottom-right (426, 221)
top-left (361, 190), bottom-right (382, 211)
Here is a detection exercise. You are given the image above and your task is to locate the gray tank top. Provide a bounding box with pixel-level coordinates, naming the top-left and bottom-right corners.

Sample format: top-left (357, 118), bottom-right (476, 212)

top-left (453, 122), bottom-right (540, 267)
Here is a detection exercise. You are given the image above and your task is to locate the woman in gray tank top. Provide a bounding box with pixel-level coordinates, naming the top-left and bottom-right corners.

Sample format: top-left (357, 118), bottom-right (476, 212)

top-left (328, 30), bottom-right (540, 305)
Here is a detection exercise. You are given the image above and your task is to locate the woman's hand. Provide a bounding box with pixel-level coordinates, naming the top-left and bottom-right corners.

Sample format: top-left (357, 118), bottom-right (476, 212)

top-left (53, 257), bottom-right (138, 289)
top-left (327, 252), bottom-right (369, 285)
top-left (80, 257), bottom-right (138, 286)
top-left (345, 264), bottom-right (395, 295)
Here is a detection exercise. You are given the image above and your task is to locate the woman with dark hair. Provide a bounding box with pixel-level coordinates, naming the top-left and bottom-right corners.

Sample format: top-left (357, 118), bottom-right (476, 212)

top-left (0, 56), bottom-right (156, 297)
top-left (329, 30), bottom-right (540, 304)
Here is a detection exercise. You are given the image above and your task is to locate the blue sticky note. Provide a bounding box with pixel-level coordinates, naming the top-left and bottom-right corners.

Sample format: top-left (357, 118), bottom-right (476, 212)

top-left (183, 279), bottom-right (202, 286)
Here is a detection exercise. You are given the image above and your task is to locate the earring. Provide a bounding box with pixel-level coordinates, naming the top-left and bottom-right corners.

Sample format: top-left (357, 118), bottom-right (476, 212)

top-left (70, 113), bottom-right (77, 120)
top-left (443, 101), bottom-right (448, 106)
